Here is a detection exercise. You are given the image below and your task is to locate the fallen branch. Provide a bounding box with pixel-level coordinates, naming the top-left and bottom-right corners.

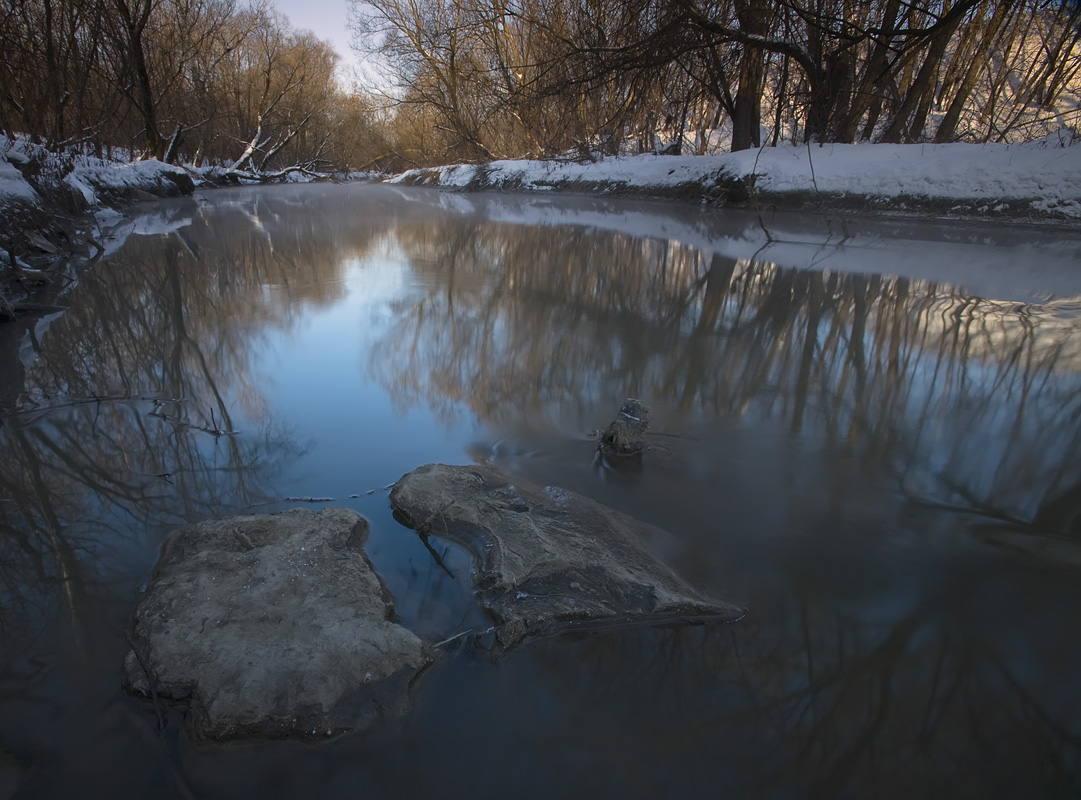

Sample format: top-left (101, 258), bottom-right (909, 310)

top-left (347, 482), bottom-right (393, 498)
top-left (645, 430), bottom-right (701, 441)
top-left (220, 163), bottom-right (327, 184)
top-left (150, 400), bottom-right (236, 437)
top-left (0, 393), bottom-right (180, 420)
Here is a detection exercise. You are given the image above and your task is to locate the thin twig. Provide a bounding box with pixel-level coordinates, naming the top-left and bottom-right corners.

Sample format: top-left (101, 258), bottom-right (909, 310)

top-left (348, 482), bottom-right (393, 498)
top-left (433, 626), bottom-right (495, 649)
top-left (806, 139), bottom-right (820, 193)
top-left (419, 531), bottom-right (455, 578)
top-left (124, 630), bottom-right (166, 731)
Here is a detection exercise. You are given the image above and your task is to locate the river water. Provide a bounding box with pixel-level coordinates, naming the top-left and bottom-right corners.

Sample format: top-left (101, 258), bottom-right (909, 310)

top-left (2, 182), bottom-right (1081, 798)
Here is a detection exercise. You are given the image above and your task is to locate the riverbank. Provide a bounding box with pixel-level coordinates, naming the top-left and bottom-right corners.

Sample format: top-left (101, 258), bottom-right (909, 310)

top-left (4, 130), bottom-right (1080, 319)
top-left (390, 130), bottom-right (1081, 224)
top-left (0, 140), bottom-right (196, 321)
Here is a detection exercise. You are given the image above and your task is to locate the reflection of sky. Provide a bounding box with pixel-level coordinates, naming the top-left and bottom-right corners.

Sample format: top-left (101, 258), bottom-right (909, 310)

top-left (254, 249), bottom-right (478, 501)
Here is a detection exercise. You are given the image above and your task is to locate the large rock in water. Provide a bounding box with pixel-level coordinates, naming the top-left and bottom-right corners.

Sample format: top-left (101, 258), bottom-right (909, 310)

top-left (390, 464), bottom-right (745, 651)
top-left (123, 507), bottom-right (431, 740)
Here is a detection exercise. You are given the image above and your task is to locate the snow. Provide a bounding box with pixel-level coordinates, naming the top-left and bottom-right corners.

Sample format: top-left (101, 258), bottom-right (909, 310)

top-left (70, 157), bottom-right (191, 204)
top-left (745, 138), bottom-right (1081, 207)
top-left (64, 174), bottom-right (98, 205)
top-left (0, 137), bottom-right (192, 211)
top-left (0, 152), bottom-right (37, 202)
top-left (390, 131), bottom-right (1081, 219)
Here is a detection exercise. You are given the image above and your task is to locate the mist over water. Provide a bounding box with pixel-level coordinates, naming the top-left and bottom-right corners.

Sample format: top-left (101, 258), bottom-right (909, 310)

top-left (2, 182), bottom-right (1080, 798)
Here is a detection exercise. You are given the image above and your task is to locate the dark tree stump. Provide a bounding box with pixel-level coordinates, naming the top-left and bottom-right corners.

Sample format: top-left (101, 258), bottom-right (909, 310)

top-left (598, 398), bottom-right (651, 457)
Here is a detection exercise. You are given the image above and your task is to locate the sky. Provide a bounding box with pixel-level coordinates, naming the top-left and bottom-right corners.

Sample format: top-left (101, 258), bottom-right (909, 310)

top-left (271, 0), bottom-right (363, 83)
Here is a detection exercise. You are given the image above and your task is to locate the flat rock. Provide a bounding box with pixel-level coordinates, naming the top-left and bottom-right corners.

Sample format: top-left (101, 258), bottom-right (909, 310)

top-left (390, 464), bottom-right (744, 651)
top-left (124, 507), bottom-right (431, 740)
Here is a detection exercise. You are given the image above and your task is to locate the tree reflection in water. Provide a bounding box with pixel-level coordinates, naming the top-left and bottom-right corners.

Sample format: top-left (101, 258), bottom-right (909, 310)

top-left (0, 184), bottom-right (1079, 798)
top-left (361, 207), bottom-right (1081, 796)
top-left (372, 214), bottom-right (1081, 536)
top-left (0, 189), bottom-right (390, 656)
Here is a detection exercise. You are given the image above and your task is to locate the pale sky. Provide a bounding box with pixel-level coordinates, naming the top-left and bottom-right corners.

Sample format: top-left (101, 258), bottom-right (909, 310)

top-left (271, 0), bottom-right (360, 80)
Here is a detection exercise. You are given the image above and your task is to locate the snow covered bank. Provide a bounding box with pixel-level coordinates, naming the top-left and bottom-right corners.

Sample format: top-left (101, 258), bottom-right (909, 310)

top-left (0, 153), bottom-right (38, 203)
top-left (0, 141), bottom-right (194, 217)
top-left (0, 138), bottom-right (195, 321)
top-left (389, 132), bottom-right (1081, 222)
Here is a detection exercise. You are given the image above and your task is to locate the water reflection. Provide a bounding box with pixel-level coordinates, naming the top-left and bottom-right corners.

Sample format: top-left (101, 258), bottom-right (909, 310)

top-left (0, 189), bottom-right (390, 643)
top-left (371, 216), bottom-right (1081, 539)
top-left (501, 583), bottom-right (1081, 799)
top-left (0, 183), bottom-right (1079, 798)
top-left (363, 197), bottom-right (1081, 797)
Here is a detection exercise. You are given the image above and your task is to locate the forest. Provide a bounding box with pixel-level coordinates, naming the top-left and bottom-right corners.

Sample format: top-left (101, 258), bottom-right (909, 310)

top-left (1, 0), bottom-right (1079, 173)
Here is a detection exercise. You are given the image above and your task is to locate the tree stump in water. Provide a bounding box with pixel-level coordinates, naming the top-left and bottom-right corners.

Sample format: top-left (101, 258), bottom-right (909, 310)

top-left (598, 398), bottom-right (651, 457)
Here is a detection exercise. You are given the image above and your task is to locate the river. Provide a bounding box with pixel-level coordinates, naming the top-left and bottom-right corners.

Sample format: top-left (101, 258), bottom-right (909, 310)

top-left (1, 182), bottom-right (1080, 798)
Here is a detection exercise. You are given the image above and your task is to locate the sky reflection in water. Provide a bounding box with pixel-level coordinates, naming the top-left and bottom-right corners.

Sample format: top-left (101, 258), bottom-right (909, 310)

top-left (1, 182), bottom-right (1080, 798)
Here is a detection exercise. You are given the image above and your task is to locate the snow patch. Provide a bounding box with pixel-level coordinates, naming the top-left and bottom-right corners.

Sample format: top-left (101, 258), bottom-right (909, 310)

top-left (388, 134), bottom-right (1081, 219)
top-left (64, 173), bottom-right (98, 205)
top-left (0, 153), bottom-right (36, 202)
top-left (72, 157), bottom-right (191, 199)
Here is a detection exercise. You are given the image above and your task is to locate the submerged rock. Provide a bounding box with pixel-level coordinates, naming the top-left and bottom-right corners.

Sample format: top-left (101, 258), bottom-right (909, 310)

top-left (390, 464), bottom-right (744, 651)
top-left (124, 507), bottom-right (431, 740)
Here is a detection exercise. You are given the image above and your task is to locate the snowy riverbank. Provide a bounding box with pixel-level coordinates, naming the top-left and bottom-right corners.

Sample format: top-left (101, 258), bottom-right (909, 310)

top-left (390, 131), bottom-right (1081, 222)
top-left (0, 143), bottom-right (194, 214)
top-left (4, 130), bottom-right (1080, 319)
top-left (0, 139), bottom-right (197, 319)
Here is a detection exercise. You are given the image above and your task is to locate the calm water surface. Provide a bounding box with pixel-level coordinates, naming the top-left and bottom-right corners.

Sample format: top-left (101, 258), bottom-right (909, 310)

top-left (2, 183), bottom-right (1081, 798)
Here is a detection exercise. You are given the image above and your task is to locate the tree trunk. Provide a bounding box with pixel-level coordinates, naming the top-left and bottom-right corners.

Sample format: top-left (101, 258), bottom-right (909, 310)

top-left (936, 2), bottom-right (1017, 142)
top-left (833, 0), bottom-right (902, 143)
top-left (730, 0), bottom-right (772, 151)
top-left (113, 0), bottom-right (163, 159)
top-left (880, 0), bottom-right (977, 143)
top-left (731, 46), bottom-right (765, 150)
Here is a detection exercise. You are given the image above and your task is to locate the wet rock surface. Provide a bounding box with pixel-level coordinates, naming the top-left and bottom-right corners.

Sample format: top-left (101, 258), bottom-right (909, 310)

top-left (390, 463), bottom-right (745, 651)
top-left (124, 507), bottom-right (431, 740)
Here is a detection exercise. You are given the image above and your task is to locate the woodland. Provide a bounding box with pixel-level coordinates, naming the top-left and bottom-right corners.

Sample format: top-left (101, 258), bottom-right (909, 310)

top-left (1, 0), bottom-right (1079, 173)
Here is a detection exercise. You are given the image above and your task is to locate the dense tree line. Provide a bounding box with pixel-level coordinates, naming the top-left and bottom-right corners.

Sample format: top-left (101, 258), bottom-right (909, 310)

top-left (353, 0), bottom-right (1081, 161)
top-left (3, 0), bottom-right (1078, 170)
top-left (0, 0), bottom-right (391, 171)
